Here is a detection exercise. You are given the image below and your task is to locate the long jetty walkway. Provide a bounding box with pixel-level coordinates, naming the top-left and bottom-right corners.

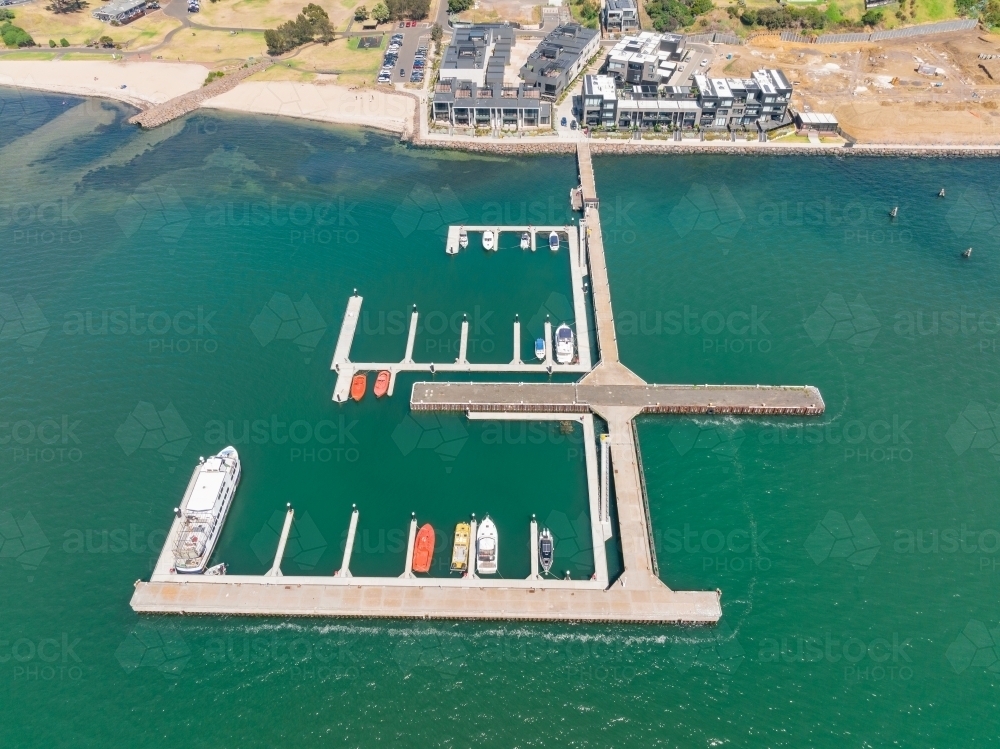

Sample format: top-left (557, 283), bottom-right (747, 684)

top-left (131, 144), bottom-right (824, 624)
top-left (128, 61), bottom-right (269, 128)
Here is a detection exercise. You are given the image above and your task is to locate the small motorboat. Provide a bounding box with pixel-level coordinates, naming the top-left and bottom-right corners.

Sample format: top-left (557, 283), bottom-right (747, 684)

top-left (450, 522), bottom-right (470, 573)
top-left (889, 206), bottom-right (898, 218)
top-left (458, 227), bottom-right (469, 250)
top-left (554, 323), bottom-right (575, 365)
top-left (939, 188), bottom-right (946, 198)
top-left (412, 523), bottom-right (435, 573)
top-left (539, 528), bottom-right (553, 574)
top-left (476, 515), bottom-right (498, 575)
top-left (374, 370), bottom-right (390, 398)
top-left (520, 232), bottom-right (530, 250)
top-left (205, 562), bottom-right (227, 576)
top-left (350, 373), bottom-right (367, 401)
top-left (482, 230), bottom-right (496, 251)
top-left (534, 338), bottom-right (546, 361)
top-left (963, 247), bottom-right (973, 258)
top-left (549, 231), bottom-right (560, 251)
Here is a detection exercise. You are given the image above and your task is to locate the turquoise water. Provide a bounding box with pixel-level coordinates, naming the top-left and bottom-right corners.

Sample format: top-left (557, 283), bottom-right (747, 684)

top-left (2, 87), bottom-right (999, 746)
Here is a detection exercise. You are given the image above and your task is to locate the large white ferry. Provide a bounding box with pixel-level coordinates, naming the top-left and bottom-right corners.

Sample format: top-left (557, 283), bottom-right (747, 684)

top-left (172, 447), bottom-right (241, 574)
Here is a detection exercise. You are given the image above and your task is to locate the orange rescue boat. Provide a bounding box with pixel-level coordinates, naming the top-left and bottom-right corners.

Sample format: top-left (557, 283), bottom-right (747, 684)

top-left (350, 373), bottom-right (367, 402)
top-left (374, 370), bottom-right (390, 398)
top-left (412, 523), bottom-right (435, 573)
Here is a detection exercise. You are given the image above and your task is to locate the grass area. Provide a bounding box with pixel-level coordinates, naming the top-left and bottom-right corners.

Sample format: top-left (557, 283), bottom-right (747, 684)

top-left (255, 37), bottom-right (384, 85)
top-left (157, 29), bottom-right (267, 62)
top-left (10, 3), bottom-right (181, 48)
top-left (197, 0), bottom-right (364, 31)
top-left (0, 49), bottom-right (56, 59)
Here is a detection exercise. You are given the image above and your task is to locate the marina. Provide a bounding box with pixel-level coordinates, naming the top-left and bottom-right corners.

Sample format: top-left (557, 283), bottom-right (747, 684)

top-left (131, 144), bottom-right (825, 624)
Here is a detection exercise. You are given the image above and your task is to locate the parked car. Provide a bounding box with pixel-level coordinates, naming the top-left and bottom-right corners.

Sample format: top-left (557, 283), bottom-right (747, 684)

top-left (700, 58), bottom-right (708, 66)
top-left (399, 68), bottom-right (405, 76)
top-left (570, 120), bottom-right (577, 130)
top-left (560, 116), bottom-right (567, 126)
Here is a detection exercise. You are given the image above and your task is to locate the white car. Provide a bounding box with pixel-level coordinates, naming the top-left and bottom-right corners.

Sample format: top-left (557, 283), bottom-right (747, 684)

top-left (700, 58), bottom-right (708, 66)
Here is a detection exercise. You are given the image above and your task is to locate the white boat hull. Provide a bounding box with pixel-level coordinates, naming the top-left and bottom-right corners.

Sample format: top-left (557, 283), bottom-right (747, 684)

top-left (173, 447), bottom-right (241, 574)
top-left (477, 516), bottom-right (498, 575)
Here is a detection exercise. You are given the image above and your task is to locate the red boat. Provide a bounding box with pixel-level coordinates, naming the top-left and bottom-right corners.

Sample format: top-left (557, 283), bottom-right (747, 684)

top-left (374, 370), bottom-right (390, 398)
top-left (412, 523), bottom-right (435, 573)
top-left (350, 373), bottom-right (367, 402)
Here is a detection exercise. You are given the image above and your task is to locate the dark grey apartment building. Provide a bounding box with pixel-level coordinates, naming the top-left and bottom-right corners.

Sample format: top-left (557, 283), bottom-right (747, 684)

top-left (603, 0), bottom-right (639, 33)
top-left (432, 79), bottom-right (552, 129)
top-left (520, 23), bottom-right (600, 100)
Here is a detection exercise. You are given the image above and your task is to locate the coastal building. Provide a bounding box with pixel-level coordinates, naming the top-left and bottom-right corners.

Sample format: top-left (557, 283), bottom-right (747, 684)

top-left (581, 68), bottom-right (792, 131)
top-left (432, 79), bottom-right (552, 129)
top-left (603, 0), bottom-right (640, 34)
top-left (520, 23), bottom-right (600, 100)
top-left (92, 0), bottom-right (149, 23)
top-left (794, 111), bottom-right (839, 132)
top-left (604, 31), bottom-right (686, 88)
top-left (440, 24), bottom-right (515, 87)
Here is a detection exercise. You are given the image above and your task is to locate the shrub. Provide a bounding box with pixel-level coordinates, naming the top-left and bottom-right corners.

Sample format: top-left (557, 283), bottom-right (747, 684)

top-left (49, 38), bottom-right (57, 47)
top-left (60, 37), bottom-right (70, 46)
top-left (448, 0), bottom-right (473, 11)
top-left (1, 22), bottom-right (35, 48)
top-left (46, 0), bottom-right (89, 12)
top-left (860, 8), bottom-right (883, 25)
top-left (646, 0), bottom-right (713, 31)
top-left (354, 5), bottom-right (368, 20)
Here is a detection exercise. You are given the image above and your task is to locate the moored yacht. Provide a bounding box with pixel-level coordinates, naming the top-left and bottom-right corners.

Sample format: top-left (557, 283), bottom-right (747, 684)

top-left (520, 232), bottom-right (530, 250)
top-left (534, 337), bottom-right (546, 361)
top-left (554, 323), bottom-right (575, 365)
top-left (459, 227), bottom-right (469, 249)
top-left (539, 528), bottom-right (554, 574)
top-left (476, 515), bottom-right (498, 575)
top-left (172, 447), bottom-right (241, 574)
top-left (482, 230), bottom-right (496, 251)
top-left (549, 231), bottom-right (560, 251)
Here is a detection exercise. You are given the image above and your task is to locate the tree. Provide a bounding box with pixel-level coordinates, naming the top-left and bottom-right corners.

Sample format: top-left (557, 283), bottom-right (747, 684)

top-left (60, 37), bottom-right (70, 46)
top-left (49, 38), bottom-right (56, 46)
top-left (984, 0), bottom-right (1000, 25)
top-left (431, 22), bottom-right (442, 43)
top-left (264, 3), bottom-right (334, 55)
top-left (372, 2), bottom-right (389, 22)
top-left (860, 8), bottom-right (883, 25)
top-left (1, 22), bottom-right (35, 47)
top-left (46, 0), bottom-right (89, 12)
top-left (99, 35), bottom-right (114, 47)
top-left (0, 9), bottom-right (14, 20)
top-left (448, 0), bottom-right (472, 12)
top-left (354, 5), bottom-right (368, 21)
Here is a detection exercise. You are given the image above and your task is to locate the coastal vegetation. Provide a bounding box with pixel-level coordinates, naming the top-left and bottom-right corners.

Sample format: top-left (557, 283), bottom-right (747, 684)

top-left (646, 0), bottom-right (714, 32)
top-left (448, 0), bottom-right (474, 12)
top-left (1, 13), bottom-right (36, 48)
top-left (385, 0), bottom-right (429, 19)
top-left (45, 0), bottom-right (89, 13)
top-left (264, 3), bottom-right (333, 55)
top-left (568, 0), bottom-right (601, 28)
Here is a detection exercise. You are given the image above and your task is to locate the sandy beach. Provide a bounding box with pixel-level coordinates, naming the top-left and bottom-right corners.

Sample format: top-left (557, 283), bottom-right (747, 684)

top-left (0, 60), bottom-right (208, 108)
top-left (201, 80), bottom-right (415, 135)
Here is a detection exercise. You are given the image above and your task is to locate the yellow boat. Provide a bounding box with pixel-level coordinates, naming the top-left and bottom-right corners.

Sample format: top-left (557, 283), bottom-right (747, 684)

top-left (450, 522), bottom-right (471, 573)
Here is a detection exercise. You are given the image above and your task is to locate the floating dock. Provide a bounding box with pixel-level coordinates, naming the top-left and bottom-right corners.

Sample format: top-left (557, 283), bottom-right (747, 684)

top-left (131, 143), bottom-right (825, 625)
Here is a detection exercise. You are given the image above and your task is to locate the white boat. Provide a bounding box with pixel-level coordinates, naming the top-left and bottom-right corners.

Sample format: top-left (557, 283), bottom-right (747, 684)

top-left (476, 515), bottom-right (498, 575)
top-left (539, 528), bottom-right (554, 574)
top-left (458, 227), bottom-right (468, 249)
top-left (172, 447), bottom-right (241, 574)
top-left (520, 232), bottom-right (530, 250)
top-left (554, 323), bottom-right (575, 365)
top-left (482, 230), bottom-right (495, 251)
top-left (889, 206), bottom-right (898, 218)
top-left (534, 337), bottom-right (546, 361)
top-left (549, 231), bottom-right (560, 251)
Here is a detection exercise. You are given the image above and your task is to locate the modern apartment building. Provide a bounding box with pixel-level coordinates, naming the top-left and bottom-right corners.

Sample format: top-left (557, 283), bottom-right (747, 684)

top-left (520, 23), bottom-right (600, 100)
top-left (440, 24), bottom-right (516, 87)
top-left (581, 68), bottom-right (792, 131)
top-left (603, 0), bottom-right (640, 34)
top-left (432, 79), bottom-right (552, 129)
top-left (604, 31), bottom-right (686, 88)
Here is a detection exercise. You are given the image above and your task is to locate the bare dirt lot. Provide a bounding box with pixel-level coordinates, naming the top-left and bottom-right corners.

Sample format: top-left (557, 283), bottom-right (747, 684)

top-left (712, 29), bottom-right (1000, 144)
top-left (457, 0), bottom-right (542, 26)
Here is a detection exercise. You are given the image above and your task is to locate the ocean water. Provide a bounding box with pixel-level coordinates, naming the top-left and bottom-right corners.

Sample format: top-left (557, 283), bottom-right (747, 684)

top-left (2, 86), bottom-right (999, 746)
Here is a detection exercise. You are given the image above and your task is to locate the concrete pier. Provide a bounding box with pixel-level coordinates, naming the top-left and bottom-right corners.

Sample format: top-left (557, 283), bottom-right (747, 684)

top-left (468, 515), bottom-right (477, 579)
top-left (131, 142), bottom-right (824, 626)
top-left (511, 317), bottom-right (522, 365)
top-left (266, 505), bottom-right (294, 577)
top-left (401, 514), bottom-right (417, 579)
top-left (530, 515), bottom-right (540, 581)
top-left (335, 505), bottom-right (359, 578)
